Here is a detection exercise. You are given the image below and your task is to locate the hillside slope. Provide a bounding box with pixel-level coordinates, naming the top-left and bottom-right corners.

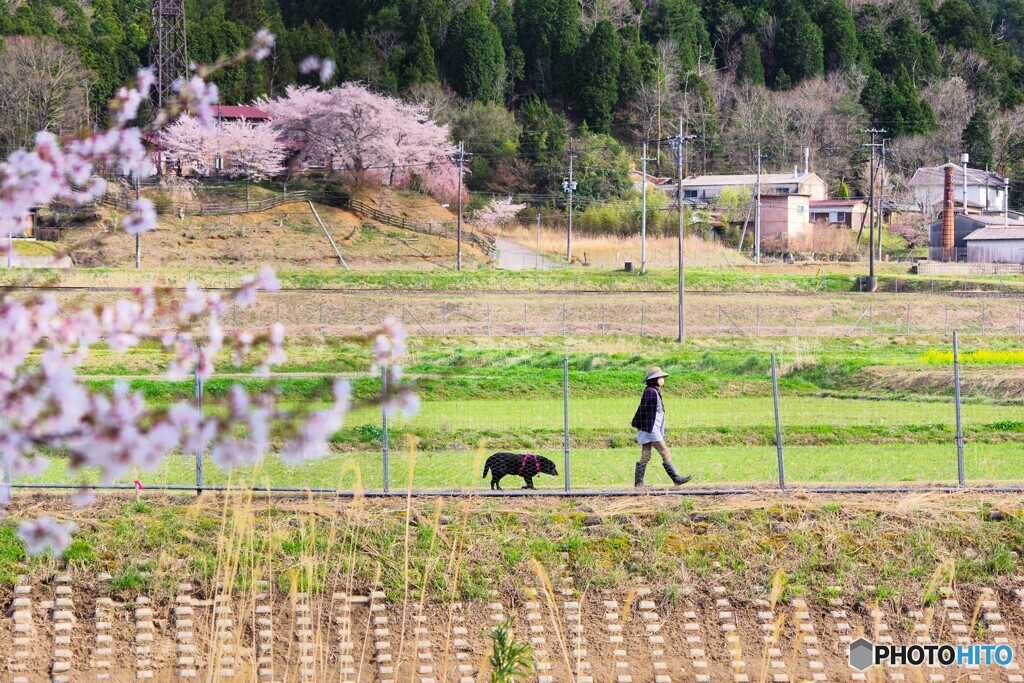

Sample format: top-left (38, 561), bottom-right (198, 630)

top-left (59, 197), bottom-right (487, 270)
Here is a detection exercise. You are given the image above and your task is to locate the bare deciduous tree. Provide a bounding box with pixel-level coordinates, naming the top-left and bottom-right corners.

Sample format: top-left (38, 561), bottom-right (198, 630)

top-left (0, 36), bottom-right (92, 149)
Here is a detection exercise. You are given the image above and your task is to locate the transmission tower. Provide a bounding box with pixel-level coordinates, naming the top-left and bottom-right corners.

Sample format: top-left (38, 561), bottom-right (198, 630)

top-left (149, 0), bottom-right (188, 109)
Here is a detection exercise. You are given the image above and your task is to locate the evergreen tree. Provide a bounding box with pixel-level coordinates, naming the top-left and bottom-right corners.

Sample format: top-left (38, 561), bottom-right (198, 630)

top-left (735, 37), bottom-right (765, 85)
top-left (443, 3), bottom-right (505, 102)
top-left (773, 68), bottom-right (793, 90)
top-left (518, 95), bottom-right (567, 156)
top-left (933, 0), bottom-right (989, 50)
top-left (774, 0), bottom-right (824, 85)
top-left (962, 108), bottom-right (994, 168)
top-left (576, 20), bottom-right (621, 133)
top-left (513, 0), bottom-right (580, 96)
top-left (491, 0), bottom-right (525, 86)
top-left (401, 19), bottom-right (438, 88)
top-left (816, 0), bottom-right (857, 73)
top-left (653, 0), bottom-right (713, 71)
top-left (618, 46), bottom-right (643, 100)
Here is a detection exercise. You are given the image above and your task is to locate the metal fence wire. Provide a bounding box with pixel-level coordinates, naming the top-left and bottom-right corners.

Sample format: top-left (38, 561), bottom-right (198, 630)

top-left (9, 334), bottom-right (1024, 496)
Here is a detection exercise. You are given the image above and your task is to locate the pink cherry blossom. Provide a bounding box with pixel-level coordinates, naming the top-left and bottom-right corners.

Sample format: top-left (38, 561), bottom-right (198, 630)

top-left (18, 517), bottom-right (75, 557)
top-left (260, 83), bottom-right (456, 201)
top-left (0, 31), bottom-right (411, 559)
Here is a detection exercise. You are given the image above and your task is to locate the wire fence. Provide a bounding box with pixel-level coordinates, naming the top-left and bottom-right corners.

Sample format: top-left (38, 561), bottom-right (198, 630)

top-left (116, 293), bottom-right (1024, 338)
top-left (8, 333), bottom-right (1023, 496)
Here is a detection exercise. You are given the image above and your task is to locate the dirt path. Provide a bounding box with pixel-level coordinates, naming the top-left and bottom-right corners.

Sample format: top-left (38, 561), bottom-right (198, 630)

top-left (493, 236), bottom-right (562, 270)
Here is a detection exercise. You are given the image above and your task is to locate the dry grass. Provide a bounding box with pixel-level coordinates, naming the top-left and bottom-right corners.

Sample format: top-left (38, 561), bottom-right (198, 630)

top-left (493, 224), bottom-right (749, 267)
top-left (58, 202), bottom-right (485, 270)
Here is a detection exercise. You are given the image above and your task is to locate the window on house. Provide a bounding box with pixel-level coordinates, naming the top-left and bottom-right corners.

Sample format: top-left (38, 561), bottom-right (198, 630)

top-left (684, 190), bottom-right (698, 198)
top-left (796, 205), bottom-right (805, 214)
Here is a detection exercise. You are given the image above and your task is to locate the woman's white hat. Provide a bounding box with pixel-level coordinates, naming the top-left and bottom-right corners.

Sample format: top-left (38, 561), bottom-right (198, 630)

top-left (644, 367), bottom-right (669, 382)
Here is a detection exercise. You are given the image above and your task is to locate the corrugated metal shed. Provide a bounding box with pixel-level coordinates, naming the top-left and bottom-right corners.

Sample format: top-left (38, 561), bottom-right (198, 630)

top-left (964, 227), bottom-right (1024, 240)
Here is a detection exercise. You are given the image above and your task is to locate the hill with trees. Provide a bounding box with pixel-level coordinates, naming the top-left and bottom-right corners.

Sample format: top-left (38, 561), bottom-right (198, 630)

top-left (3, 0), bottom-right (1024, 207)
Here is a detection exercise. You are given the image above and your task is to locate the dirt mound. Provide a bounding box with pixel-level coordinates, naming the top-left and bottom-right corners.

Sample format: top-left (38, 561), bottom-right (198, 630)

top-left (857, 365), bottom-right (1024, 399)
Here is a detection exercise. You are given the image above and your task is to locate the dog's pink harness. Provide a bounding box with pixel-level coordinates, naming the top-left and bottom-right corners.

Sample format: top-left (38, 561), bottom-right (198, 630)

top-left (519, 453), bottom-right (540, 476)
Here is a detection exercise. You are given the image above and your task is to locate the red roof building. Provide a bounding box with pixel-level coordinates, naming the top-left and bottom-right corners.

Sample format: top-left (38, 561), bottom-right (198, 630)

top-left (213, 105), bottom-right (270, 121)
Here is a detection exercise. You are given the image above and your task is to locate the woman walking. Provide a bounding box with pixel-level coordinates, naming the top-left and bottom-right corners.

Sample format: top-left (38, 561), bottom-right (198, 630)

top-left (630, 367), bottom-right (691, 488)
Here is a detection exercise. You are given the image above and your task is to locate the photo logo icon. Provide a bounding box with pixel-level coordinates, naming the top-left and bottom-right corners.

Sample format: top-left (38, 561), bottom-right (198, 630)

top-left (849, 638), bottom-right (874, 671)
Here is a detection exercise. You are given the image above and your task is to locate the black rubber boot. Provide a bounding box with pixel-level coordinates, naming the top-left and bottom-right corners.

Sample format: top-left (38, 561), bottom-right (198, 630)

top-left (663, 461), bottom-right (691, 486)
top-left (634, 461), bottom-right (648, 488)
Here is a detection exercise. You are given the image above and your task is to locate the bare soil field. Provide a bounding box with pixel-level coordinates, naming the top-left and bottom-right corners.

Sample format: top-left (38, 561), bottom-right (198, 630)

top-left (36, 288), bottom-right (1024, 339)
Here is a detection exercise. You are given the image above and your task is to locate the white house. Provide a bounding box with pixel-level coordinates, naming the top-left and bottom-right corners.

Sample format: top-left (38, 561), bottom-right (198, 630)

top-left (675, 171), bottom-right (828, 202)
top-left (909, 164), bottom-right (1007, 217)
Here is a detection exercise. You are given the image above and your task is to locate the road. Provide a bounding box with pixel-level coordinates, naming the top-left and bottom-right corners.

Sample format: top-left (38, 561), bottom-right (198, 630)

top-left (493, 236), bottom-right (562, 270)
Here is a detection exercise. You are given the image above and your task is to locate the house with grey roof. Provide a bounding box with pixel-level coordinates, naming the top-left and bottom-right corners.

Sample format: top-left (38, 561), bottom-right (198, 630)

top-left (909, 164), bottom-right (1007, 217)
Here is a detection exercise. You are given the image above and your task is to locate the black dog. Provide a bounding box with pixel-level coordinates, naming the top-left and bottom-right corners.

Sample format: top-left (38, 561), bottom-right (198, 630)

top-left (483, 452), bottom-right (558, 490)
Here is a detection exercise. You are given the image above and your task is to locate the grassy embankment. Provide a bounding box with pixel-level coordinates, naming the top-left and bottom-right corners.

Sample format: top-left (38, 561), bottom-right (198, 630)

top-left (0, 494), bottom-right (1020, 606)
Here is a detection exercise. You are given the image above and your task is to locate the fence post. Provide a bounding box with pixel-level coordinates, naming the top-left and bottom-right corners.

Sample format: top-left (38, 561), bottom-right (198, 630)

top-left (771, 353), bottom-right (785, 491)
top-left (563, 356), bottom-right (571, 493)
top-left (869, 304), bottom-right (873, 335)
top-left (953, 331), bottom-right (964, 487)
top-left (980, 303), bottom-right (986, 335)
top-left (562, 304), bottom-right (566, 336)
top-left (944, 305), bottom-right (948, 336)
top-left (601, 305), bottom-right (605, 336)
top-left (360, 303), bottom-right (365, 336)
top-left (194, 354), bottom-right (204, 495)
top-left (382, 362), bottom-right (390, 494)
top-left (717, 306), bottom-right (722, 336)
top-left (1018, 302), bottom-right (1021, 337)
top-left (523, 304), bottom-right (527, 336)
top-left (906, 303), bottom-right (911, 335)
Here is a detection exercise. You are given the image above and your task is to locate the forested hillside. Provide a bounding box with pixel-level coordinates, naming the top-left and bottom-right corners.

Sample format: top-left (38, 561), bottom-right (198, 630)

top-left (4, 0), bottom-right (1024, 202)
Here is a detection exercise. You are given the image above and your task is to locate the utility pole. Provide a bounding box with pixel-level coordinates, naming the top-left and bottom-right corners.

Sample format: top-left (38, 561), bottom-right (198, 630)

top-left (863, 128), bottom-right (886, 292)
top-left (536, 213), bottom-right (541, 269)
top-left (960, 152), bottom-right (970, 215)
top-left (877, 138), bottom-right (893, 263)
top-left (670, 118), bottom-right (697, 343)
top-left (1006, 176), bottom-right (1011, 228)
top-left (640, 141), bottom-right (655, 274)
top-left (134, 171), bottom-right (141, 269)
top-left (563, 138), bottom-right (577, 263)
top-left (754, 145), bottom-right (763, 264)
top-left (455, 140), bottom-right (468, 271)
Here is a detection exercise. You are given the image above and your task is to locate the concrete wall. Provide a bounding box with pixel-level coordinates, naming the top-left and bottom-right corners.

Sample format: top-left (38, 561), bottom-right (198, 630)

top-left (917, 262), bottom-right (1024, 275)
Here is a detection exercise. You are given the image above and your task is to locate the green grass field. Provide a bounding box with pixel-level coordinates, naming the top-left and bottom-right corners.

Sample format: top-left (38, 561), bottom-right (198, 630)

top-left (20, 442), bottom-right (1023, 490)
top-left (4, 262), bottom-right (1024, 293)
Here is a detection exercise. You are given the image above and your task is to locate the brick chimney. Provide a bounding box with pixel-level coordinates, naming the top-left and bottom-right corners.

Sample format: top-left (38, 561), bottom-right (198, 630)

top-left (942, 164), bottom-right (955, 261)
